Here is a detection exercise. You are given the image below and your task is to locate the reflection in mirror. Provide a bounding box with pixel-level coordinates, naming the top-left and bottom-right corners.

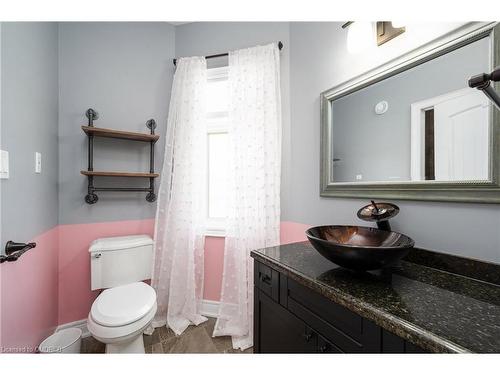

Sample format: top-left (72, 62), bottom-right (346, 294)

top-left (331, 36), bottom-right (491, 183)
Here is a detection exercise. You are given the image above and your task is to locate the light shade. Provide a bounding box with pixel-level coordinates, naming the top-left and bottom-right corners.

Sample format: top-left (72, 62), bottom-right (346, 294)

top-left (391, 21), bottom-right (406, 28)
top-left (346, 22), bottom-right (374, 53)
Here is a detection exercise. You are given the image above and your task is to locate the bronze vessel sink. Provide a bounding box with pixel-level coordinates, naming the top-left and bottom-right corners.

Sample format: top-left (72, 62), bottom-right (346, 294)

top-left (306, 225), bottom-right (414, 271)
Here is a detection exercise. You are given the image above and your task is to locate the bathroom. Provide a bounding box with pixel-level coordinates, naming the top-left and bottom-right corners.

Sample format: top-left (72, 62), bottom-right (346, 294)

top-left (1, 0), bottom-right (500, 373)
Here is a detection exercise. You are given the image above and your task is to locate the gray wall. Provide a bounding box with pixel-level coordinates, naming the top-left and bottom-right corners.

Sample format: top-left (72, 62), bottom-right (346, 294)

top-left (0, 22), bottom-right (59, 245)
top-left (331, 37), bottom-right (490, 182)
top-left (176, 22), bottom-right (500, 262)
top-left (4, 22), bottom-right (497, 262)
top-left (58, 22), bottom-right (175, 225)
top-left (288, 22), bottom-right (500, 263)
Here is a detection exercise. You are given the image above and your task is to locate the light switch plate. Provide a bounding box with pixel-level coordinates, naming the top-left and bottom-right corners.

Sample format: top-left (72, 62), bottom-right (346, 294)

top-left (0, 150), bottom-right (9, 179)
top-left (35, 152), bottom-right (42, 174)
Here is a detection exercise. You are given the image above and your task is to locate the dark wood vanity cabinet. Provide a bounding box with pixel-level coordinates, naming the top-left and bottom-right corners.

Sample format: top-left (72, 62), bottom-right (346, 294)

top-left (253, 261), bottom-right (427, 353)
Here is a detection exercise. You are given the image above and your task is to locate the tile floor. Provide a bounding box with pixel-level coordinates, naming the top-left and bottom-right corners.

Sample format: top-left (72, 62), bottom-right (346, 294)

top-left (80, 318), bottom-right (253, 354)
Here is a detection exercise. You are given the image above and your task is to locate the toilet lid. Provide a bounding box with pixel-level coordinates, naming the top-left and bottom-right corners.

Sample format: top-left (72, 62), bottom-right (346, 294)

top-left (91, 282), bottom-right (156, 327)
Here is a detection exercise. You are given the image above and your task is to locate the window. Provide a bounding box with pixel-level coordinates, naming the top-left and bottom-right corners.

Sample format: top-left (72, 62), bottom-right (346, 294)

top-left (205, 67), bottom-right (229, 236)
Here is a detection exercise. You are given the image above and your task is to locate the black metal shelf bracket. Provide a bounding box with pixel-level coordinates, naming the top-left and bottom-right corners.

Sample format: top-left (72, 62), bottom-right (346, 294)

top-left (0, 241), bottom-right (37, 263)
top-left (145, 119), bottom-right (157, 203)
top-left (86, 108), bottom-right (99, 126)
top-left (85, 108), bottom-right (98, 204)
top-left (83, 108), bottom-right (158, 204)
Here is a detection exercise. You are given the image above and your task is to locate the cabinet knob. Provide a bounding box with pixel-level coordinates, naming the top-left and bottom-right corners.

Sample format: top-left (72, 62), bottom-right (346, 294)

top-left (304, 333), bottom-right (313, 342)
top-left (259, 274), bottom-right (271, 284)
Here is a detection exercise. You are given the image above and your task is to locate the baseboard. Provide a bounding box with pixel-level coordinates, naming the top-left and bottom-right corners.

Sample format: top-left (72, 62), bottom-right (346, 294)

top-left (56, 319), bottom-right (90, 338)
top-left (199, 299), bottom-right (220, 318)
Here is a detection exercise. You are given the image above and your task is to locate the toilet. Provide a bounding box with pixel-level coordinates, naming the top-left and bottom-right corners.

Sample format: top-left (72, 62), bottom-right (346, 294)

top-left (87, 235), bottom-right (157, 354)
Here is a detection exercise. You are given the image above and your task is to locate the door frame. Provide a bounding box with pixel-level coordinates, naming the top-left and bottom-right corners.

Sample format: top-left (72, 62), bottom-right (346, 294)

top-left (410, 88), bottom-right (485, 181)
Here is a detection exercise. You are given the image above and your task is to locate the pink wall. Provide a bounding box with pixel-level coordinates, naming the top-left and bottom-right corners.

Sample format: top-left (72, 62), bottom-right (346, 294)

top-left (202, 221), bottom-right (310, 302)
top-left (57, 219), bottom-right (155, 325)
top-left (280, 221), bottom-right (310, 244)
top-left (57, 220), bottom-right (244, 323)
top-left (0, 219), bottom-right (309, 350)
top-left (0, 227), bottom-right (59, 353)
top-left (203, 236), bottom-right (225, 301)
top-left (57, 219), bottom-right (310, 324)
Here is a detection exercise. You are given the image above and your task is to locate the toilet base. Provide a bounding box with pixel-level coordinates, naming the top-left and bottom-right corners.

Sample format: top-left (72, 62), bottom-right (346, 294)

top-left (105, 334), bottom-right (145, 354)
top-left (87, 301), bottom-right (157, 354)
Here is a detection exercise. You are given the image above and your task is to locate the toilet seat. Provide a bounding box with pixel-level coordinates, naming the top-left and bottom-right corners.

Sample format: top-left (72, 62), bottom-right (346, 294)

top-left (88, 281), bottom-right (157, 342)
top-left (91, 282), bottom-right (156, 327)
top-left (87, 301), bottom-right (157, 341)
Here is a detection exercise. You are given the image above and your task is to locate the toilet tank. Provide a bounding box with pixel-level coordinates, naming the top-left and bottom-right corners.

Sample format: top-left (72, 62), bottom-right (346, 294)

top-left (89, 235), bottom-right (153, 291)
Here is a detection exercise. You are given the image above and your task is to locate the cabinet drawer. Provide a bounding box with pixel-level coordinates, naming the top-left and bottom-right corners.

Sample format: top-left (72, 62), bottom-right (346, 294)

top-left (255, 262), bottom-right (279, 302)
top-left (287, 297), bottom-right (364, 352)
top-left (318, 334), bottom-right (343, 353)
top-left (287, 278), bottom-right (363, 339)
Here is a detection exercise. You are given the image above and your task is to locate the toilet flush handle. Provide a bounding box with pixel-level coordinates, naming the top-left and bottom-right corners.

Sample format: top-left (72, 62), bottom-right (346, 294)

top-left (94, 253), bottom-right (102, 258)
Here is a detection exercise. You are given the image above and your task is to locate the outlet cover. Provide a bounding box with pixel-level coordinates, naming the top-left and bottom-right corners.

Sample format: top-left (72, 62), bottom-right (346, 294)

top-left (35, 152), bottom-right (42, 174)
top-left (0, 150), bottom-right (9, 179)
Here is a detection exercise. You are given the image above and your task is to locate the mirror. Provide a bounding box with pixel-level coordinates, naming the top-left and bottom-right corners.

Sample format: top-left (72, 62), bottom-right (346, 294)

top-left (321, 23), bottom-right (500, 203)
top-left (331, 37), bottom-right (490, 183)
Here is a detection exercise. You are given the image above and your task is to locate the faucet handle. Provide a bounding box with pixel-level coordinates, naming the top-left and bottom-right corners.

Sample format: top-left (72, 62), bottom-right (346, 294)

top-left (357, 201), bottom-right (399, 223)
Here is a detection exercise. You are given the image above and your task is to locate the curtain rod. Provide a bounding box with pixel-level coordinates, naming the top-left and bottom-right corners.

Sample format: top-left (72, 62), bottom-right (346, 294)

top-left (173, 41), bottom-right (283, 66)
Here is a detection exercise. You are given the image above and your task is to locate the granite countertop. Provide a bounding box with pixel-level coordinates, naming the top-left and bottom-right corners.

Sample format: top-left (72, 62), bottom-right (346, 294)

top-left (251, 241), bottom-right (500, 353)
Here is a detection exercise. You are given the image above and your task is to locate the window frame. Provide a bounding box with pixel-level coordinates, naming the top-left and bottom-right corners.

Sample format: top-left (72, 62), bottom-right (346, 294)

top-left (205, 66), bottom-right (229, 237)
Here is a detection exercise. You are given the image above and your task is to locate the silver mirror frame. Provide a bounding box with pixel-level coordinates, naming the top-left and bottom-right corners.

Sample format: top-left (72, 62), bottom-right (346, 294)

top-left (320, 22), bottom-right (500, 203)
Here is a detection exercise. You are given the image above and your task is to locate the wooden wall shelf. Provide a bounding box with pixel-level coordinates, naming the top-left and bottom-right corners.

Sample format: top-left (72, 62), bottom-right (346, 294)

top-left (81, 171), bottom-right (159, 178)
top-left (82, 126), bottom-right (159, 143)
top-left (82, 108), bottom-right (159, 204)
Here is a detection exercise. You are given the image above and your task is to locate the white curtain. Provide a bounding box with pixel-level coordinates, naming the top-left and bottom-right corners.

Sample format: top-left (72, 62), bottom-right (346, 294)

top-left (213, 43), bottom-right (282, 350)
top-left (151, 56), bottom-right (208, 335)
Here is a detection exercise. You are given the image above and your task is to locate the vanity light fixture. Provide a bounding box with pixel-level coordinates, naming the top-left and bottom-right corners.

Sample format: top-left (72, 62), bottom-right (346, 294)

top-left (390, 21), bottom-right (406, 29)
top-left (342, 21), bottom-right (406, 53)
top-left (376, 22), bottom-right (406, 46)
top-left (343, 21), bottom-right (374, 53)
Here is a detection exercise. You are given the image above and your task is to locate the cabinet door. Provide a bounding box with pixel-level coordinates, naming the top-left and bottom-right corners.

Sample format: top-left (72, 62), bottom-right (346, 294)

top-left (317, 334), bottom-right (343, 353)
top-left (382, 330), bottom-right (428, 353)
top-left (256, 289), bottom-right (317, 353)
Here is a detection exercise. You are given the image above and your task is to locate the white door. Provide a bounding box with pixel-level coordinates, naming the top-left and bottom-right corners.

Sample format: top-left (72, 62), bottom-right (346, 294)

top-left (434, 89), bottom-right (489, 181)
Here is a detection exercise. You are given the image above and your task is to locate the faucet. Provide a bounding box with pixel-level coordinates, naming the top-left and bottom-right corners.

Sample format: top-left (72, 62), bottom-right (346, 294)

top-left (357, 201), bottom-right (400, 231)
